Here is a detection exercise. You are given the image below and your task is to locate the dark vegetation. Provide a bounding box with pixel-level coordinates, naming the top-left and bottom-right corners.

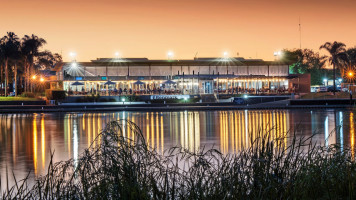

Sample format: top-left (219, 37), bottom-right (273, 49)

top-left (1, 120), bottom-right (356, 199)
top-left (283, 42), bottom-right (356, 87)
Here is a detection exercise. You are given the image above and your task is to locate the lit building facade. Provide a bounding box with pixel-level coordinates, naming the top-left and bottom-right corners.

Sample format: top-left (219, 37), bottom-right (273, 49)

top-left (60, 57), bottom-right (292, 95)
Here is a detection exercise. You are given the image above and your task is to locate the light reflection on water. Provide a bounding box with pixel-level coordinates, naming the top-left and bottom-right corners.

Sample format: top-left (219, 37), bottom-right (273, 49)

top-left (0, 109), bottom-right (355, 185)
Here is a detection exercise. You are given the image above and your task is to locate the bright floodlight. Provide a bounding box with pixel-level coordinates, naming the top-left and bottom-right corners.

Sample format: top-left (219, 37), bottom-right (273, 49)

top-left (338, 78), bottom-right (342, 82)
top-left (71, 62), bottom-right (78, 68)
top-left (274, 51), bottom-right (282, 56)
top-left (122, 98), bottom-right (126, 102)
top-left (40, 77), bottom-right (44, 82)
top-left (243, 94), bottom-right (248, 99)
top-left (32, 75), bottom-right (36, 80)
top-left (223, 51), bottom-right (229, 58)
top-left (323, 78), bottom-right (327, 82)
top-left (69, 52), bottom-right (76, 58)
top-left (167, 51), bottom-right (174, 59)
top-left (115, 52), bottom-right (119, 58)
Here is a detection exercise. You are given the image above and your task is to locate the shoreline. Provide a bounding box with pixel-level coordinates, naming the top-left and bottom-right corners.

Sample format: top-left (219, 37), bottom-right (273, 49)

top-left (0, 102), bottom-right (353, 114)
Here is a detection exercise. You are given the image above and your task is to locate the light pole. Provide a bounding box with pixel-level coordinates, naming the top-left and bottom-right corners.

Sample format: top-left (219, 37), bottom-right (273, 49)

top-left (348, 71), bottom-right (354, 104)
top-left (348, 71), bottom-right (354, 91)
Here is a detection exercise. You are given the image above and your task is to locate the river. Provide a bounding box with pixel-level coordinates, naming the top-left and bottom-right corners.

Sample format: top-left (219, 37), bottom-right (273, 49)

top-left (0, 109), bottom-right (355, 186)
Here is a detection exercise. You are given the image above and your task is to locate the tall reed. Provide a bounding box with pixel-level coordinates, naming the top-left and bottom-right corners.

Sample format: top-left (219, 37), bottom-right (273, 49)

top-left (1, 120), bottom-right (356, 199)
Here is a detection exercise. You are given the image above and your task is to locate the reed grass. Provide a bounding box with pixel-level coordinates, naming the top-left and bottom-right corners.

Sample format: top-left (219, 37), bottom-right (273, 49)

top-left (1, 120), bottom-right (356, 199)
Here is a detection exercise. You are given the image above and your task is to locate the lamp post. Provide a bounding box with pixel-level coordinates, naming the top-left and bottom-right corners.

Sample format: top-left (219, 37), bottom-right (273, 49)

top-left (348, 71), bottom-right (354, 104)
top-left (348, 71), bottom-right (354, 92)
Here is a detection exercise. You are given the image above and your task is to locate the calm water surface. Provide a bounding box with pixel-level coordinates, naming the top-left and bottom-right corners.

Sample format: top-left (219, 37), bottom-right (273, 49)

top-left (0, 109), bottom-right (355, 186)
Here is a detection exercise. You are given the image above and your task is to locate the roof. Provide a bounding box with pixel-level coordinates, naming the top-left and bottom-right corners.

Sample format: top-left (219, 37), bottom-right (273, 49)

top-left (63, 57), bottom-right (291, 67)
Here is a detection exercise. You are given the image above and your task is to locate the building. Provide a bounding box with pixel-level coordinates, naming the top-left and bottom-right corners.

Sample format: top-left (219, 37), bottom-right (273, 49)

top-left (60, 57), bottom-right (294, 95)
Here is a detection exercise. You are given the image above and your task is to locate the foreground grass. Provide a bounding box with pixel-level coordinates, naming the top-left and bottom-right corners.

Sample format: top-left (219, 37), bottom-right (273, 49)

top-left (1, 120), bottom-right (356, 199)
top-left (0, 97), bottom-right (40, 101)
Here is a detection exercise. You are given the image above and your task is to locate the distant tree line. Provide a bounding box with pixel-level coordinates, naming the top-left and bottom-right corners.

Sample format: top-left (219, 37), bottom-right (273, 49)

top-left (282, 41), bottom-right (356, 92)
top-left (0, 32), bottom-right (62, 96)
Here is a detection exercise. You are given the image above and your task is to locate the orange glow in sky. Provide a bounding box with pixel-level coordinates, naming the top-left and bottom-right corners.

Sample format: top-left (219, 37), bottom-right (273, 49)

top-left (1, 0), bottom-right (355, 62)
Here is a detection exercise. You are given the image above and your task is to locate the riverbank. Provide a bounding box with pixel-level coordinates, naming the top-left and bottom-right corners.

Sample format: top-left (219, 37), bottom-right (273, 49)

top-left (0, 99), bottom-right (354, 113)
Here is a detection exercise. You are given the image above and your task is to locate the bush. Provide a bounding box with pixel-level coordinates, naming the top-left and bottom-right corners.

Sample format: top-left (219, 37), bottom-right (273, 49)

top-left (20, 92), bottom-right (36, 98)
top-left (45, 90), bottom-right (66, 101)
top-left (2, 121), bottom-right (356, 199)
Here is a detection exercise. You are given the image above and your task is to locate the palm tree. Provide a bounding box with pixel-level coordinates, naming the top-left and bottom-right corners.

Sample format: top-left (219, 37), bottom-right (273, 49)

top-left (319, 41), bottom-right (349, 95)
top-left (0, 32), bottom-right (20, 97)
top-left (21, 34), bottom-right (46, 92)
top-left (0, 42), bottom-right (4, 93)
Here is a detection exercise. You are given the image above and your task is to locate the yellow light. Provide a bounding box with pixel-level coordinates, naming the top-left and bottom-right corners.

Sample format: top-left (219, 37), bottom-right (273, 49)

top-left (40, 77), bottom-right (44, 82)
top-left (32, 75), bottom-right (36, 80)
top-left (349, 72), bottom-right (354, 77)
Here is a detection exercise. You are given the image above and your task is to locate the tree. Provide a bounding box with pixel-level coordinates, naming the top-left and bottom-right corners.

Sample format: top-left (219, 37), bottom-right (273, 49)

top-left (0, 32), bottom-right (20, 96)
top-left (282, 49), bottom-right (327, 85)
top-left (347, 47), bottom-right (356, 68)
top-left (21, 34), bottom-right (46, 92)
top-left (36, 51), bottom-right (62, 70)
top-left (319, 41), bottom-right (349, 95)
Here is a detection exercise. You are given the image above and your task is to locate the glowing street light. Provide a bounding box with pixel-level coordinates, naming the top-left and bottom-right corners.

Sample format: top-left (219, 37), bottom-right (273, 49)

top-left (274, 51), bottom-right (283, 60)
top-left (71, 62), bottom-right (78, 68)
top-left (323, 78), bottom-right (328, 86)
top-left (115, 52), bottom-right (120, 58)
top-left (32, 75), bottom-right (36, 80)
top-left (40, 77), bottom-right (44, 82)
top-left (338, 78), bottom-right (342, 83)
top-left (167, 51), bottom-right (174, 60)
top-left (348, 71), bottom-right (354, 78)
top-left (69, 52), bottom-right (77, 61)
top-left (223, 51), bottom-right (229, 58)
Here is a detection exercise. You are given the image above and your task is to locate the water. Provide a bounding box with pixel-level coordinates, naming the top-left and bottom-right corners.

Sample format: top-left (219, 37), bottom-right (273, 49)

top-left (0, 109), bottom-right (355, 187)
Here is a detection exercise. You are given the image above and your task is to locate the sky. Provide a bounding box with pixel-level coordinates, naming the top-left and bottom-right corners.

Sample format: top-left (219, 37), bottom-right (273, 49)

top-left (0, 0), bottom-right (355, 62)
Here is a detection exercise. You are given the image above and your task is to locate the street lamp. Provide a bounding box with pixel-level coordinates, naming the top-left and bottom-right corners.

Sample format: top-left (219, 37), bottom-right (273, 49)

top-left (40, 77), bottom-right (44, 82)
top-left (32, 75), bottom-right (36, 80)
top-left (348, 71), bottom-right (354, 78)
top-left (348, 71), bottom-right (354, 92)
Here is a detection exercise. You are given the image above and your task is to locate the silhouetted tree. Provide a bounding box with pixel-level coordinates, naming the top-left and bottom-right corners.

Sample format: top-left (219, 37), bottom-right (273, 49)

top-left (283, 49), bottom-right (327, 85)
top-left (320, 41), bottom-right (349, 95)
top-left (21, 34), bottom-right (47, 92)
top-left (0, 32), bottom-right (20, 96)
top-left (347, 47), bottom-right (356, 68)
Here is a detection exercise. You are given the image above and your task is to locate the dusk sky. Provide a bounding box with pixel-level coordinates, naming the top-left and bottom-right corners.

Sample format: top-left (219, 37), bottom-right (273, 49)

top-left (1, 0), bottom-right (355, 62)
